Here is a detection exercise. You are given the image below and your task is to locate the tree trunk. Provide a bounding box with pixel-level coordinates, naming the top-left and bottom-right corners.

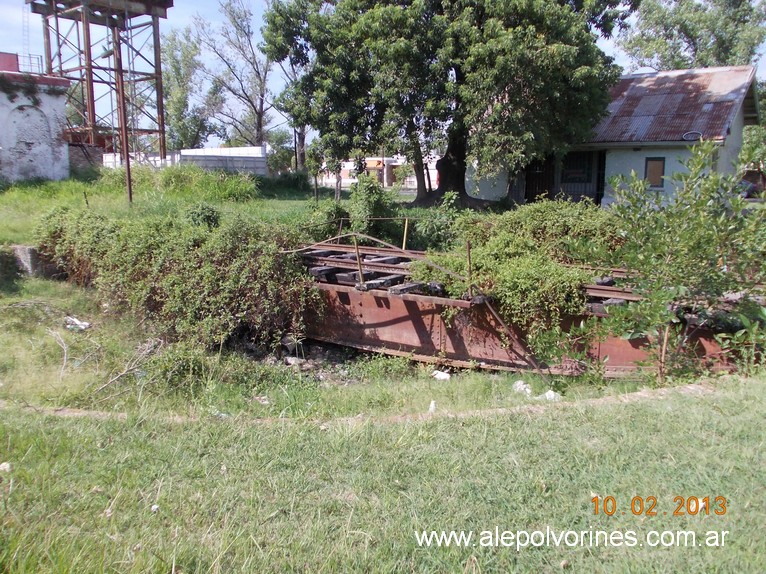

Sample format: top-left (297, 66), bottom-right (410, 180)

top-left (334, 171), bottom-right (342, 202)
top-left (296, 125), bottom-right (307, 171)
top-left (411, 141), bottom-right (428, 202)
top-left (412, 122), bottom-right (467, 206)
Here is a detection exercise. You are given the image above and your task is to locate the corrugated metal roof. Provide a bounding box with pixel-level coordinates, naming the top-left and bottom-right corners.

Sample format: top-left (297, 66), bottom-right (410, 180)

top-left (588, 65), bottom-right (757, 145)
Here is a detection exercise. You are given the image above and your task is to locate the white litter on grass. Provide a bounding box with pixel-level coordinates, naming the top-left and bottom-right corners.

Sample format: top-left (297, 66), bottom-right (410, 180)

top-left (512, 380), bottom-right (532, 396)
top-left (253, 395), bottom-right (270, 406)
top-left (0, 462), bottom-right (11, 473)
top-left (65, 316), bottom-right (91, 331)
top-left (151, 504), bottom-right (160, 513)
top-left (431, 370), bottom-right (451, 381)
top-left (428, 400), bottom-right (437, 413)
top-left (536, 390), bottom-right (562, 402)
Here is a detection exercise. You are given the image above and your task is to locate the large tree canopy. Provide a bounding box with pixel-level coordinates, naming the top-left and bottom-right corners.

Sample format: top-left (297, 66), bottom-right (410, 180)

top-left (617, 0), bottom-right (766, 71)
top-left (196, 0), bottom-right (273, 146)
top-left (264, 0), bottom-right (620, 204)
top-left (162, 27), bottom-right (220, 150)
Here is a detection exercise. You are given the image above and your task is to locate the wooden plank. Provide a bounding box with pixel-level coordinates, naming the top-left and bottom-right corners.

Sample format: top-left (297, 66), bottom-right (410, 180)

top-left (305, 249), bottom-right (338, 257)
top-left (355, 274), bottom-right (406, 291)
top-left (335, 271), bottom-right (376, 283)
top-left (366, 256), bottom-right (404, 264)
top-left (389, 282), bottom-right (426, 295)
top-left (308, 266), bottom-right (339, 278)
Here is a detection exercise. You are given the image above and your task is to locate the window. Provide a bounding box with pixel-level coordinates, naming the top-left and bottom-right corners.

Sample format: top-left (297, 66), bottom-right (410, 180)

top-left (561, 152), bottom-right (592, 184)
top-left (645, 157), bottom-right (665, 188)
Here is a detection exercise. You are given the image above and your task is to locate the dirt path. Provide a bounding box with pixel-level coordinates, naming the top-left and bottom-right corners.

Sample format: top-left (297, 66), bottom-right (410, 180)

top-left (0, 381), bottom-right (720, 428)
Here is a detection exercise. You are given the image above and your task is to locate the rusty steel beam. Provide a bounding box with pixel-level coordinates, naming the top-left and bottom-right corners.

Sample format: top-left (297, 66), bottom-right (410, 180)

top-left (304, 283), bottom-right (727, 377)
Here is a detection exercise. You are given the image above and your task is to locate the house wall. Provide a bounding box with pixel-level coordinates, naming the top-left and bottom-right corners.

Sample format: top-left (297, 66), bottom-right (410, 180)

top-left (466, 165), bottom-right (509, 201)
top-left (600, 147), bottom-right (695, 206)
top-left (717, 107), bottom-right (745, 172)
top-left (0, 74), bottom-right (69, 182)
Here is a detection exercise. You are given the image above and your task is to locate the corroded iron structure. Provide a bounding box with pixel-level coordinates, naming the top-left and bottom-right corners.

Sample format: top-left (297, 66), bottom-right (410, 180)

top-left (27, 0), bottom-right (173, 200)
top-left (299, 240), bottom-right (728, 377)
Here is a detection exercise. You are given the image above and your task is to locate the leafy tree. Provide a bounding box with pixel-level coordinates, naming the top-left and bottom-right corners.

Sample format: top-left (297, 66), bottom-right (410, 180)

top-left (741, 80), bottom-right (766, 171)
top-left (608, 142), bottom-right (766, 383)
top-left (265, 128), bottom-right (295, 174)
top-left (261, 2), bottom-right (310, 170)
top-left (557, 0), bottom-right (642, 37)
top-left (162, 27), bottom-right (219, 150)
top-left (264, 0), bottom-right (619, 205)
top-left (196, 0), bottom-right (273, 146)
top-left (617, 0), bottom-right (766, 71)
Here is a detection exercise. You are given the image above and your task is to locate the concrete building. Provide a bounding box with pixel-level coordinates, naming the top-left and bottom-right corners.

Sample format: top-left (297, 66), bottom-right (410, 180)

top-left (0, 52), bottom-right (70, 183)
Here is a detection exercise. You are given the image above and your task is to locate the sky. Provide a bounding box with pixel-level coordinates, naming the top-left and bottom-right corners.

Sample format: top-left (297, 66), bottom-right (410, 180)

top-left (0, 1), bottom-right (762, 106)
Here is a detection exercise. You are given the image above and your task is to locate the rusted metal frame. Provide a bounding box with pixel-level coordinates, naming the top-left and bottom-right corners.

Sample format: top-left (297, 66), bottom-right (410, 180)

top-left (80, 5), bottom-right (98, 146)
top-left (352, 236), bottom-right (366, 290)
top-left (584, 285), bottom-right (642, 301)
top-left (150, 15), bottom-right (166, 158)
top-left (299, 242), bottom-right (427, 258)
top-left (304, 336), bottom-right (573, 374)
top-left (302, 256), bottom-right (409, 276)
top-left (112, 24), bottom-right (133, 204)
top-left (313, 282), bottom-right (473, 308)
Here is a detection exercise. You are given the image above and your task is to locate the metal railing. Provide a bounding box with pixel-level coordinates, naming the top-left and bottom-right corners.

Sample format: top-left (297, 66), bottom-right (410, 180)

top-left (18, 54), bottom-right (43, 74)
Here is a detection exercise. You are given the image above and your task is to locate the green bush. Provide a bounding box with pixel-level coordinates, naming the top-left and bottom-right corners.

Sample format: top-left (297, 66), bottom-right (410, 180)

top-left (348, 174), bottom-right (401, 242)
top-left (455, 197), bottom-right (621, 263)
top-left (409, 191), bottom-right (461, 251)
top-left (36, 210), bottom-right (318, 352)
top-left (36, 207), bottom-right (118, 285)
top-left (304, 200), bottom-right (350, 242)
top-left (185, 202), bottom-right (221, 229)
top-left (96, 164), bottom-right (260, 202)
top-left (259, 172), bottom-right (312, 195)
top-left (607, 142), bottom-right (766, 382)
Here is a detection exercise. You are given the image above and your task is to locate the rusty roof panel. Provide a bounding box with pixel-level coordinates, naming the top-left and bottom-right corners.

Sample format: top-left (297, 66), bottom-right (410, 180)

top-left (590, 66), bottom-right (756, 144)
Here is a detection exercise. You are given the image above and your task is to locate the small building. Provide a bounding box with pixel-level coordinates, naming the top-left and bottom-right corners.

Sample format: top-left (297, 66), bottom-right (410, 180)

top-left (495, 65), bottom-right (761, 204)
top-left (0, 52), bottom-right (70, 182)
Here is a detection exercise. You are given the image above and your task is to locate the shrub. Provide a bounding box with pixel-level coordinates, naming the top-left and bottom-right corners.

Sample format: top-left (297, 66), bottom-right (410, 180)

top-left (185, 202), bottom-right (221, 229)
top-left (36, 209), bottom-right (318, 353)
top-left (304, 200), bottom-right (350, 242)
top-left (409, 191), bottom-right (461, 251)
top-left (607, 141), bottom-right (766, 382)
top-left (259, 172), bottom-right (312, 195)
top-left (36, 207), bottom-right (118, 285)
top-left (452, 197), bottom-right (621, 264)
top-left (348, 174), bottom-right (401, 242)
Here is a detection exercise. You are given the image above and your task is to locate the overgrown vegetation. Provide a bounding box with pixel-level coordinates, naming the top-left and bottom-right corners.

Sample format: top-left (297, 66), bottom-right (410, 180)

top-left (606, 142), bottom-right (766, 382)
top-left (411, 198), bottom-right (612, 359)
top-left (36, 208), bottom-right (318, 353)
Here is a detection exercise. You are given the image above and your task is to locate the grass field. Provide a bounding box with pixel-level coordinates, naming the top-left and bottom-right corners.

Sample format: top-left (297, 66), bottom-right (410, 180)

top-left (0, 173), bottom-right (326, 246)
top-left (2, 375), bottom-right (764, 573)
top-left (2, 172), bottom-right (764, 572)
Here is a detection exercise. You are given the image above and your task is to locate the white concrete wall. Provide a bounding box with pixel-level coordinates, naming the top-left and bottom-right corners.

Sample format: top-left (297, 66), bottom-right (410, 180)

top-left (466, 165), bottom-right (509, 201)
top-left (601, 147), bottom-right (695, 206)
top-left (0, 78), bottom-right (69, 182)
top-left (103, 145), bottom-right (269, 176)
top-left (717, 108), bottom-right (745, 172)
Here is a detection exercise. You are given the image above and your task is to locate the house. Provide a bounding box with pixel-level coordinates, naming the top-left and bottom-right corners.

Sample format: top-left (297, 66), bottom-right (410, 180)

top-left (494, 65), bottom-right (761, 205)
top-left (0, 52), bottom-right (70, 182)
